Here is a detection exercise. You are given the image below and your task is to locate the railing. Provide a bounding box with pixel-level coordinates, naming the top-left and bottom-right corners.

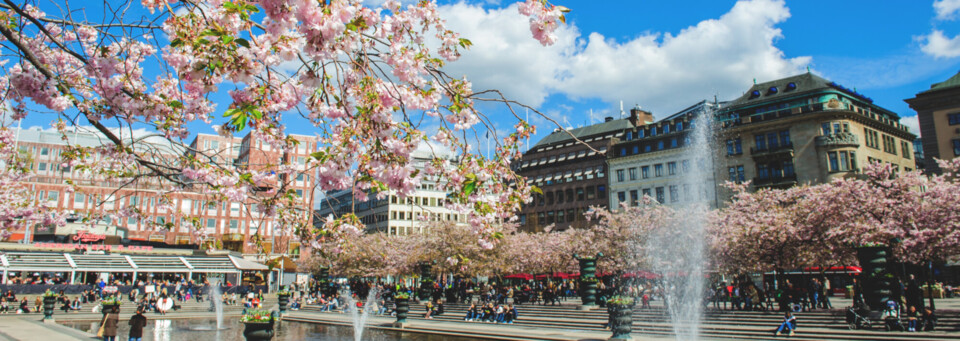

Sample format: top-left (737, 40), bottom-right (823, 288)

top-left (0, 284), bottom-right (268, 295)
top-left (750, 142), bottom-right (794, 156)
top-left (752, 173), bottom-right (798, 187)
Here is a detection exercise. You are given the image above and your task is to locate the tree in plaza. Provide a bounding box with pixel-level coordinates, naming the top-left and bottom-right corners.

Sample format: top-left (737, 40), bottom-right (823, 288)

top-left (0, 0), bottom-right (569, 249)
top-left (710, 182), bottom-right (855, 276)
top-left (824, 161), bottom-right (960, 264)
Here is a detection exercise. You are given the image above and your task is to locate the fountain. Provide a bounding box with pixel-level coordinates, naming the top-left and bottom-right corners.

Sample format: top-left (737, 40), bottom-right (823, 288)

top-left (210, 285), bottom-right (225, 330)
top-left (340, 287), bottom-right (380, 341)
top-left (640, 102), bottom-right (717, 340)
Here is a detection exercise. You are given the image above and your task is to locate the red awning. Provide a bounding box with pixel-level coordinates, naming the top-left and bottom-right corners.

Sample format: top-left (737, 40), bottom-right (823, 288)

top-left (802, 266), bottom-right (862, 274)
top-left (504, 273), bottom-right (534, 280)
top-left (623, 271), bottom-right (661, 279)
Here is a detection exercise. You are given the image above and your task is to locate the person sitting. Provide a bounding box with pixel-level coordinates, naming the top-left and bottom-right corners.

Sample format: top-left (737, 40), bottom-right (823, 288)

top-left (922, 307), bottom-right (937, 331)
top-left (906, 306), bottom-right (919, 332)
top-left (494, 305), bottom-right (505, 323)
top-left (482, 303), bottom-right (494, 322)
top-left (424, 301), bottom-right (434, 319)
top-left (60, 299), bottom-right (71, 313)
top-left (70, 297), bottom-right (82, 312)
top-left (19, 298), bottom-right (30, 313)
top-left (507, 305), bottom-right (518, 324)
top-left (377, 299), bottom-right (388, 315)
top-left (0, 299), bottom-right (9, 314)
top-left (464, 303), bottom-right (477, 321)
top-left (434, 300), bottom-right (444, 317)
top-left (774, 311), bottom-right (796, 336)
top-left (290, 299), bottom-right (301, 311)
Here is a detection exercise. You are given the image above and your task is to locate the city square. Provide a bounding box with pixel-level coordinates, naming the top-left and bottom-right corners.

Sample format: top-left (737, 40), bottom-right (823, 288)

top-left (1, 0), bottom-right (960, 340)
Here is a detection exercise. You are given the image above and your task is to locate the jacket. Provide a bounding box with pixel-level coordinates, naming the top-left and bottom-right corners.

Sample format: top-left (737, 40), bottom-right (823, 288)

top-left (128, 313), bottom-right (147, 337)
top-left (102, 313), bottom-right (120, 337)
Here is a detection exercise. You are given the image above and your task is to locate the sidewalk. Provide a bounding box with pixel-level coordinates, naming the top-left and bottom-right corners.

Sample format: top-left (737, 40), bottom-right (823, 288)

top-left (0, 318), bottom-right (96, 341)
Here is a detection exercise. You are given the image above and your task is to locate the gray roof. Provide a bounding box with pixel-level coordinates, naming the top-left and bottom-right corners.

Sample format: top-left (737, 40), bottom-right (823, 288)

top-left (726, 72), bottom-right (834, 109)
top-left (16, 126), bottom-right (185, 155)
top-left (531, 118), bottom-right (634, 149)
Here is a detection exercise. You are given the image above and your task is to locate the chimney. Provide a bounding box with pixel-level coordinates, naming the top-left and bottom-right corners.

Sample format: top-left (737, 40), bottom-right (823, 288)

top-left (629, 105), bottom-right (654, 127)
top-left (604, 117), bottom-right (614, 122)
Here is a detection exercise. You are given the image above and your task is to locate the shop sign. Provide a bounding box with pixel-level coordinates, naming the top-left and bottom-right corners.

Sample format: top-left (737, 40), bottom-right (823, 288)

top-left (103, 286), bottom-right (118, 293)
top-left (32, 242), bottom-right (153, 252)
top-left (72, 231), bottom-right (106, 243)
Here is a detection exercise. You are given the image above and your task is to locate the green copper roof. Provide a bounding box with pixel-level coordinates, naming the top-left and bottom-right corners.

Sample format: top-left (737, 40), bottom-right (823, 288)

top-left (923, 71), bottom-right (960, 93)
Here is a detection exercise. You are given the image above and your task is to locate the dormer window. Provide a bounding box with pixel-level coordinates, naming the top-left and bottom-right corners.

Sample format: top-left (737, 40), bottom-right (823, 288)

top-left (768, 86), bottom-right (778, 95)
top-left (749, 90), bottom-right (761, 99)
top-left (785, 82), bottom-right (797, 91)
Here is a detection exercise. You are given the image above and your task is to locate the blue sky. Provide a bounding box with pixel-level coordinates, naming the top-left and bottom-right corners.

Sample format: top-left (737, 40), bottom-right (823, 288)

top-left (15, 0), bottom-right (960, 148)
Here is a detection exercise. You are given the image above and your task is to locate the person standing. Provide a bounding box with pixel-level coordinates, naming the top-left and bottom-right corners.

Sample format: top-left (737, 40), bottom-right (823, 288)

top-left (128, 307), bottom-right (147, 341)
top-left (101, 307), bottom-right (119, 341)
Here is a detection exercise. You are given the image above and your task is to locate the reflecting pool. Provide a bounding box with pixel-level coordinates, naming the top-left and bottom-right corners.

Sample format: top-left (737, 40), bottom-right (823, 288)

top-left (61, 317), bottom-right (485, 341)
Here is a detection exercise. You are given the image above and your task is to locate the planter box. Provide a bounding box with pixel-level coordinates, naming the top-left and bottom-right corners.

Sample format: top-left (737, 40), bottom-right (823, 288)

top-left (42, 296), bottom-right (56, 320)
top-left (242, 321), bottom-right (275, 341)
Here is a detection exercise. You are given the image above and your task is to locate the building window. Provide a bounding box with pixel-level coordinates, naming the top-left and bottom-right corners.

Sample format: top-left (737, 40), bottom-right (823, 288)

top-left (901, 141), bottom-right (911, 160)
top-left (754, 134), bottom-right (766, 151)
top-left (641, 166), bottom-right (650, 179)
top-left (586, 186), bottom-right (596, 200)
top-left (953, 139), bottom-right (960, 156)
top-left (882, 135), bottom-right (897, 155)
top-left (206, 218), bottom-right (216, 228)
top-left (40, 147), bottom-right (49, 156)
top-left (669, 185), bottom-right (679, 202)
top-left (864, 128), bottom-right (880, 149)
top-left (557, 190), bottom-right (564, 203)
top-left (651, 126), bottom-right (657, 136)
top-left (676, 121), bottom-right (683, 131)
top-left (628, 168), bottom-right (637, 181)
top-left (667, 162), bottom-right (677, 175)
top-left (576, 188), bottom-right (584, 201)
top-left (37, 163), bottom-right (46, 171)
top-left (557, 210), bottom-right (565, 223)
top-left (683, 184), bottom-right (691, 201)
top-left (655, 187), bottom-right (665, 204)
top-left (616, 169), bottom-right (625, 182)
top-left (644, 145), bottom-right (652, 152)
top-left (726, 138), bottom-right (742, 155)
top-left (950, 113), bottom-right (960, 125)
top-left (74, 193), bottom-right (85, 203)
top-left (681, 160), bottom-right (691, 173)
top-left (546, 211), bottom-right (555, 224)
top-left (780, 130), bottom-right (791, 146)
top-left (737, 166), bottom-right (745, 182)
top-left (598, 185), bottom-right (606, 198)
top-left (828, 152), bottom-right (839, 172)
top-left (632, 146), bottom-right (639, 154)
top-left (757, 164), bottom-right (769, 180)
top-left (47, 191), bottom-right (59, 201)
top-left (663, 124), bottom-right (671, 134)
top-left (630, 190), bottom-right (639, 206)
top-left (657, 141), bottom-right (664, 150)
top-left (642, 188), bottom-right (651, 198)
top-left (655, 164), bottom-right (663, 177)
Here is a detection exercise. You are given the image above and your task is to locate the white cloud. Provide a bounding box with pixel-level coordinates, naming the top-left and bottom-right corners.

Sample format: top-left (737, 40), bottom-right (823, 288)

top-left (438, 0), bottom-right (809, 115)
top-left (934, 0), bottom-right (960, 20)
top-left (920, 29), bottom-right (960, 58)
top-left (900, 114), bottom-right (921, 137)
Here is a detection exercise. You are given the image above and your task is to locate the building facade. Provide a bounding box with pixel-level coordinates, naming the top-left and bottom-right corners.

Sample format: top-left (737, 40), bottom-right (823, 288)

top-left (9, 127), bottom-right (317, 255)
top-left (607, 101), bottom-right (720, 210)
top-left (905, 71), bottom-right (960, 174)
top-left (315, 143), bottom-right (465, 235)
top-left (715, 73), bottom-right (916, 202)
top-left (515, 109), bottom-right (651, 232)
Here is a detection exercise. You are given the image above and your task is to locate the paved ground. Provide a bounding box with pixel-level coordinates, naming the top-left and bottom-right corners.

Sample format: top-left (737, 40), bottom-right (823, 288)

top-left (0, 318), bottom-right (96, 341)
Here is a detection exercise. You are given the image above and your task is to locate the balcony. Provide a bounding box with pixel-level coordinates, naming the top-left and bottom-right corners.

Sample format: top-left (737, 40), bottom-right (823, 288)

top-left (815, 132), bottom-right (859, 148)
top-left (750, 142), bottom-right (794, 160)
top-left (753, 173), bottom-right (798, 187)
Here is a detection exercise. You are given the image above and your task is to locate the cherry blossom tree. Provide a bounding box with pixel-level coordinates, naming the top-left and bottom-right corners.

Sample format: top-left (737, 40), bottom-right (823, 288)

top-left (0, 0), bottom-right (568, 251)
top-left (0, 128), bottom-right (62, 239)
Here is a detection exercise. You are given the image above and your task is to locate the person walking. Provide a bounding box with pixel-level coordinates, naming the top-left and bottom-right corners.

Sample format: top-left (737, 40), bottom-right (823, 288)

top-left (128, 307), bottom-right (148, 341)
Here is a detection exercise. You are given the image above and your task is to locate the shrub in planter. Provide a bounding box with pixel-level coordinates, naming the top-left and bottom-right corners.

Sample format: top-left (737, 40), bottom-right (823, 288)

top-left (394, 293), bottom-right (410, 324)
top-left (241, 309), bottom-right (276, 341)
top-left (42, 290), bottom-right (58, 320)
top-left (607, 296), bottom-right (635, 340)
top-left (276, 288), bottom-right (290, 314)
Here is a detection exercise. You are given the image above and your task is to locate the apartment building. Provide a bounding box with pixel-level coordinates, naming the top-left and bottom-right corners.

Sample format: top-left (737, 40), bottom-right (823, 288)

top-left (515, 108), bottom-right (651, 232)
top-left (315, 143), bottom-right (465, 235)
top-left (715, 73), bottom-right (916, 203)
top-left (905, 71), bottom-right (960, 174)
top-left (607, 101), bottom-right (720, 209)
top-left (9, 127), bottom-right (317, 255)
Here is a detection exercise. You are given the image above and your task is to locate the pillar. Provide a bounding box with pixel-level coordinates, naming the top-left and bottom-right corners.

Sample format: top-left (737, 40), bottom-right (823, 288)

top-left (70, 271), bottom-right (76, 284)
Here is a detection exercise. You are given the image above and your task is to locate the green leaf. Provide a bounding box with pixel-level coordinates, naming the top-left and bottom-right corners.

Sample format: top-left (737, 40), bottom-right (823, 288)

top-left (235, 38), bottom-right (250, 48)
top-left (462, 180), bottom-right (477, 196)
top-left (167, 100), bottom-right (183, 109)
top-left (249, 109), bottom-right (263, 120)
top-left (221, 35), bottom-right (234, 44)
top-left (458, 38), bottom-right (472, 48)
top-left (223, 108), bottom-right (240, 118)
top-left (170, 38), bottom-right (183, 47)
